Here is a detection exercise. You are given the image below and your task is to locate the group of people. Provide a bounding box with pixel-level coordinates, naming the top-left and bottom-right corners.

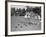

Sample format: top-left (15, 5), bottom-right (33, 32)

top-left (24, 11), bottom-right (40, 20)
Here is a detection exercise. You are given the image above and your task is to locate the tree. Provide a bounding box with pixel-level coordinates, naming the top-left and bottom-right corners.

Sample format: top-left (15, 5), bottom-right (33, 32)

top-left (33, 7), bottom-right (41, 17)
top-left (11, 8), bottom-right (15, 16)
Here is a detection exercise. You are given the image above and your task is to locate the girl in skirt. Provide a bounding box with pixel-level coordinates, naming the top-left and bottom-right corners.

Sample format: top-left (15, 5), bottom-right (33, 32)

top-left (24, 12), bottom-right (31, 24)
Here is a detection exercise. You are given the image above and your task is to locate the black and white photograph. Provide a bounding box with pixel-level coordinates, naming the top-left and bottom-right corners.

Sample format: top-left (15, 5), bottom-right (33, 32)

top-left (11, 5), bottom-right (41, 31)
top-left (6, 1), bottom-right (45, 35)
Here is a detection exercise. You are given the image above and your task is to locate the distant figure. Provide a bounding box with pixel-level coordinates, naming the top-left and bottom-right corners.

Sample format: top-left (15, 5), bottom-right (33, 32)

top-left (35, 13), bottom-right (40, 20)
top-left (24, 12), bottom-right (30, 19)
top-left (38, 15), bottom-right (40, 20)
top-left (30, 11), bottom-right (35, 19)
top-left (24, 11), bottom-right (31, 23)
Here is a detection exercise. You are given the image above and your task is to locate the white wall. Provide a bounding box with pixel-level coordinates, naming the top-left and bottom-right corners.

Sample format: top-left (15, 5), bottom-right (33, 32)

top-left (0, 0), bottom-right (46, 37)
top-left (0, 0), bottom-right (5, 37)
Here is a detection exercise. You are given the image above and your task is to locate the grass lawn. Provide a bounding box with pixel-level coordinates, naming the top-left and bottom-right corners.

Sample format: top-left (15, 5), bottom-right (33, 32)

top-left (11, 16), bottom-right (41, 31)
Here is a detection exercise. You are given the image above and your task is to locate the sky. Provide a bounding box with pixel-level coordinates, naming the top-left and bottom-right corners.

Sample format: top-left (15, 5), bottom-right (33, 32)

top-left (11, 5), bottom-right (26, 9)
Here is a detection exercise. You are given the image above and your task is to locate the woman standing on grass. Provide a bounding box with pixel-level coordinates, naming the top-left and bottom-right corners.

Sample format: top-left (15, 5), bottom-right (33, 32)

top-left (24, 11), bottom-right (31, 24)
